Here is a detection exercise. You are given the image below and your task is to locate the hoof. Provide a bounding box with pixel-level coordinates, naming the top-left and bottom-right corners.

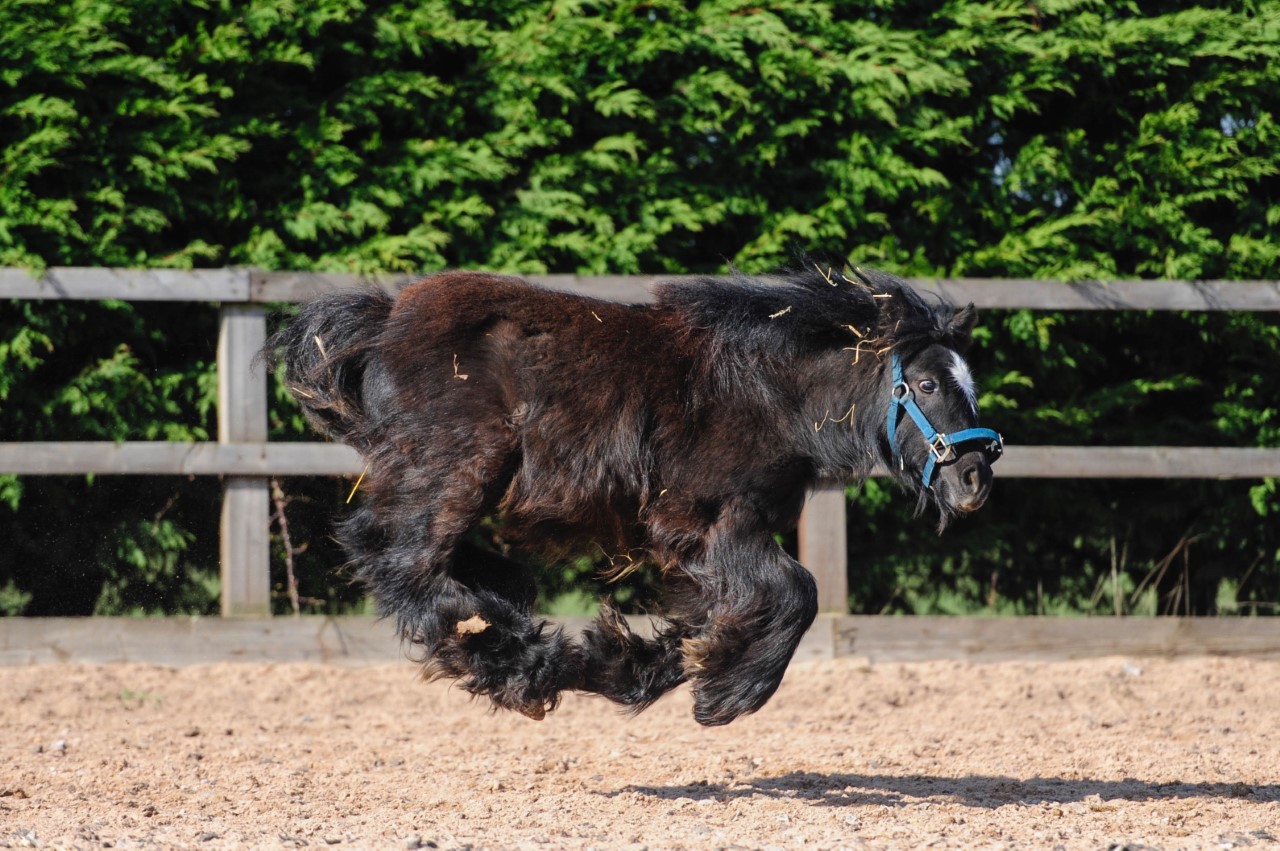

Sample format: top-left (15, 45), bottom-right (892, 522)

top-left (511, 701), bottom-right (548, 721)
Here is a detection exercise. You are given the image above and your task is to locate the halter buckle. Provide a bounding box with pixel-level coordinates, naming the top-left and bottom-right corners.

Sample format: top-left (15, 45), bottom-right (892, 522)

top-left (929, 434), bottom-right (957, 465)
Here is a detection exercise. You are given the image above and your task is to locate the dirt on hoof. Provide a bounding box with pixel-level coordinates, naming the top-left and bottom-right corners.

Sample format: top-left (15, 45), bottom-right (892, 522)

top-left (3, 656), bottom-right (1278, 849)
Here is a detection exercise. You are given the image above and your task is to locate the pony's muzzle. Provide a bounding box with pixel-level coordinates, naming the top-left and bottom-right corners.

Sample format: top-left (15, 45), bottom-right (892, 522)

top-left (955, 456), bottom-right (993, 513)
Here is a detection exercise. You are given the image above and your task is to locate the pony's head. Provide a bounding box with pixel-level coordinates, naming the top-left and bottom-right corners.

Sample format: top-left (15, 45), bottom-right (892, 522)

top-left (852, 267), bottom-right (1002, 530)
top-left (655, 260), bottom-right (1002, 531)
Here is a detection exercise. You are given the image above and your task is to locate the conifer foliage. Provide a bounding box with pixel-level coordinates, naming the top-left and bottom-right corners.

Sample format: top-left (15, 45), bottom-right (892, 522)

top-left (2, 0), bottom-right (1278, 615)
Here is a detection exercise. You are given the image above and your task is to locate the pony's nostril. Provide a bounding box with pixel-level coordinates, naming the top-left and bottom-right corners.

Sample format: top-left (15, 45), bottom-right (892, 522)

top-left (963, 465), bottom-right (980, 494)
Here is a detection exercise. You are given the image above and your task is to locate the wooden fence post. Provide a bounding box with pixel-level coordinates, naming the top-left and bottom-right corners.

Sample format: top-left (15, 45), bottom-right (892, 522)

top-left (798, 483), bottom-right (849, 613)
top-left (217, 300), bottom-right (271, 617)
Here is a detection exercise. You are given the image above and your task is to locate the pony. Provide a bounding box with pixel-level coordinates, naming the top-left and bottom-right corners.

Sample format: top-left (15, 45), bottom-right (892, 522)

top-left (268, 263), bottom-right (1002, 726)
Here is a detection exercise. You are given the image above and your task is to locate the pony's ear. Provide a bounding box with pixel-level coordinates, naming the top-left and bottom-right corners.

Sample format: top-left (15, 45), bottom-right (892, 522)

top-left (948, 303), bottom-right (978, 348)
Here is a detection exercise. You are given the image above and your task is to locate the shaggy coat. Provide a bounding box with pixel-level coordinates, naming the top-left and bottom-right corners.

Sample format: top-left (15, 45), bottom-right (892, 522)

top-left (270, 265), bottom-right (996, 725)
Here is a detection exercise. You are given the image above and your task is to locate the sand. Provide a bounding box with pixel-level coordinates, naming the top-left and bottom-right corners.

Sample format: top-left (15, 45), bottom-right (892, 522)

top-left (3, 656), bottom-right (1278, 849)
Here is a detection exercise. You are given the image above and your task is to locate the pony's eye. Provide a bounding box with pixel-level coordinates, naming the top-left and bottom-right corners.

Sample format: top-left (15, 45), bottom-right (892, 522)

top-left (919, 378), bottom-right (939, 394)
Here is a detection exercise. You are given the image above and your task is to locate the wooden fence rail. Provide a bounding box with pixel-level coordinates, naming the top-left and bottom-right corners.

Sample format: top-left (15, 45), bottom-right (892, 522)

top-left (6, 266), bottom-right (1280, 309)
top-left (4, 267), bottom-right (1279, 617)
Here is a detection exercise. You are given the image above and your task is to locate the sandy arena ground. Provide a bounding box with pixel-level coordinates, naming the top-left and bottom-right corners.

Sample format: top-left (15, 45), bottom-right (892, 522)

top-left (2, 655), bottom-right (1278, 850)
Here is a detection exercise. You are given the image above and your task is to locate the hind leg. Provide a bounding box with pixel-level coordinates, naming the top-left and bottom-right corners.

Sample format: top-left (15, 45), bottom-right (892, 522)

top-left (418, 543), bottom-right (582, 719)
top-left (345, 420), bottom-right (511, 622)
top-left (347, 424), bottom-right (581, 719)
top-left (576, 603), bottom-right (694, 712)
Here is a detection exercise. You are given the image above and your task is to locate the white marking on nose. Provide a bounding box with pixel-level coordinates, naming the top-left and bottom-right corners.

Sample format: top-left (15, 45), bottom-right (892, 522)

top-left (948, 351), bottom-right (978, 414)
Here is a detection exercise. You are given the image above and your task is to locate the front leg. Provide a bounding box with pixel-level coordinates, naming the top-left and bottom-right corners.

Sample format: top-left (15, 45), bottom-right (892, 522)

top-left (677, 506), bottom-right (819, 726)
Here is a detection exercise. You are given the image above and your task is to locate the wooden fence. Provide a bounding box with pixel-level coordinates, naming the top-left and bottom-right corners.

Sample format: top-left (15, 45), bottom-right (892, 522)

top-left (4, 268), bottom-right (1280, 617)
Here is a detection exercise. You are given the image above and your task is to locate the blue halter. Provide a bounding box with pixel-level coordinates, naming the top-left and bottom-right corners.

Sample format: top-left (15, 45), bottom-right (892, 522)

top-left (887, 351), bottom-right (1004, 488)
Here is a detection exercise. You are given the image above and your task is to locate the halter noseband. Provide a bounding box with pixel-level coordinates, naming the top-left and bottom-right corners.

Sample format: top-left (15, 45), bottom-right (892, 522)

top-left (887, 351), bottom-right (1004, 488)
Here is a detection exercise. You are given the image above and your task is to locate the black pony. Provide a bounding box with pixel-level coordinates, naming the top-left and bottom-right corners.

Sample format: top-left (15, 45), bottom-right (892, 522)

top-left (269, 264), bottom-right (1001, 725)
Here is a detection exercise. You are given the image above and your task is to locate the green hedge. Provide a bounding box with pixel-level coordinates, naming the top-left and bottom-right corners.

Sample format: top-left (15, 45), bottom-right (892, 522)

top-left (2, 0), bottom-right (1278, 616)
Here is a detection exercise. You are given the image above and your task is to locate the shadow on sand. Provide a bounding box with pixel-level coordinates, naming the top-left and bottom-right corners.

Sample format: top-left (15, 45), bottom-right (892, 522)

top-left (614, 772), bottom-right (1278, 811)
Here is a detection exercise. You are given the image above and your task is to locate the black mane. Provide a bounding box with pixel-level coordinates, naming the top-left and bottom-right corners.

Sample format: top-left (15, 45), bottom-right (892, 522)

top-left (654, 263), bottom-right (969, 359)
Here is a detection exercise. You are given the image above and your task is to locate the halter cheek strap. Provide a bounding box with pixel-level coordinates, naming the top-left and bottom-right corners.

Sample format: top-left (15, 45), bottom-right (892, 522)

top-left (888, 351), bottom-right (1004, 488)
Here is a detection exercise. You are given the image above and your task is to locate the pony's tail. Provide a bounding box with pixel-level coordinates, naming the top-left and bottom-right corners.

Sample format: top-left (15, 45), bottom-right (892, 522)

top-left (266, 287), bottom-right (395, 447)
